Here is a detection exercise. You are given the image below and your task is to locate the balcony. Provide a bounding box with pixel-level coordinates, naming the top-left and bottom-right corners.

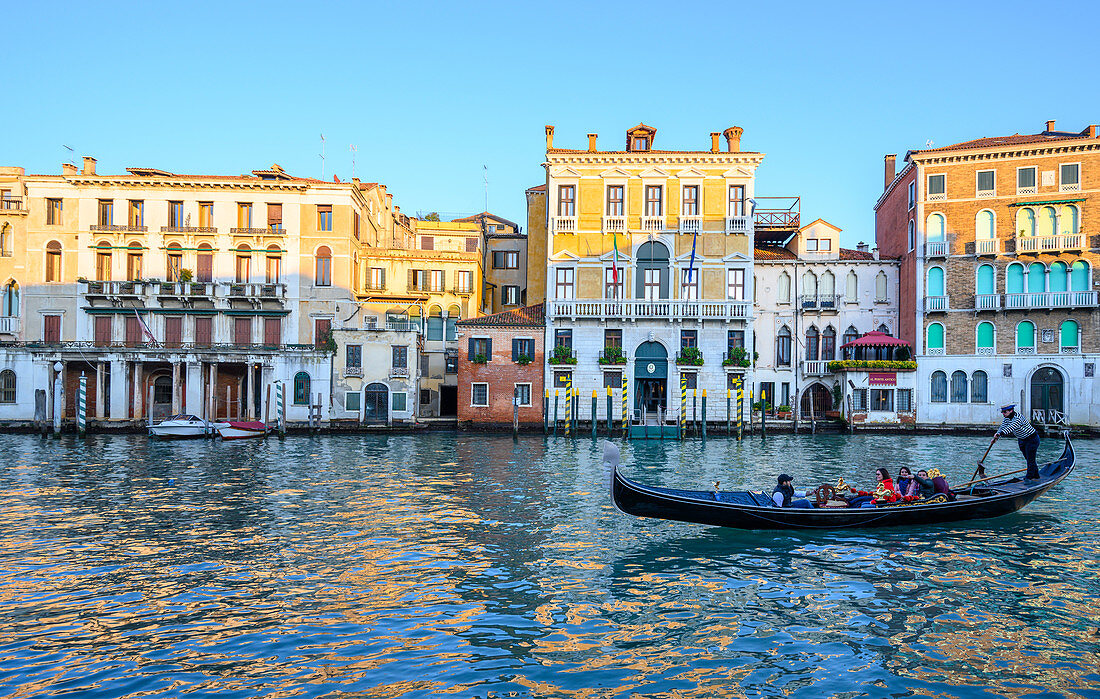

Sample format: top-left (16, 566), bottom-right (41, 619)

top-left (0, 316), bottom-right (19, 334)
top-left (675, 348), bottom-right (704, 366)
top-left (407, 282), bottom-right (430, 295)
top-left (1004, 291), bottom-right (1098, 309)
top-left (722, 351), bottom-right (751, 369)
top-left (640, 216), bottom-right (665, 233)
top-left (1016, 234), bottom-right (1084, 254)
top-left (924, 295), bottom-right (949, 312)
top-left (89, 224), bottom-right (147, 232)
top-left (975, 239), bottom-right (1000, 255)
top-left (752, 197), bottom-right (800, 229)
top-left (451, 285), bottom-right (473, 295)
top-left (390, 366), bottom-right (410, 378)
top-left (82, 280), bottom-right (146, 297)
top-left (975, 294), bottom-right (1001, 310)
top-left (678, 216), bottom-right (701, 234)
top-left (161, 226), bottom-right (217, 234)
top-left (0, 198), bottom-right (26, 212)
top-left (549, 299), bottom-right (749, 322)
top-left (344, 366), bottom-right (363, 377)
top-left (603, 216), bottom-right (626, 233)
top-left (551, 216), bottom-right (576, 233)
top-left (802, 360), bottom-right (831, 376)
top-left (156, 281), bottom-right (216, 298)
top-left (799, 294), bottom-right (842, 311)
top-left (230, 227), bottom-right (273, 236)
top-left (926, 241), bottom-right (949, 257)
top-left (227, 282), bottom-right (286, 299)
top-left (384, 320), bottom-right (419, 333)
top-left (725, 215), bottom-right (750, 234)
top-left (598, 348), bottom-right (628, 365)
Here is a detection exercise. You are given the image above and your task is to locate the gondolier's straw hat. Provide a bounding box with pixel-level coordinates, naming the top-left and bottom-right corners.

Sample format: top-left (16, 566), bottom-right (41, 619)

top-left (1000, 403), bottom-right (1015, 411)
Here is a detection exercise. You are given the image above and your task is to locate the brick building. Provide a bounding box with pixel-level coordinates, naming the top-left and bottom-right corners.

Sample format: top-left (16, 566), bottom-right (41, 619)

top-left (456, 303), bottom-right (544, 427)
top-left (876, 120), bottom-right (1100, 427)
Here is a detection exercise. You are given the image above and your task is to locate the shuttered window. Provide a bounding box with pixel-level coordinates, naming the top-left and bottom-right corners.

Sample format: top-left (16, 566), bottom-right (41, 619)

top-left (195, 317), bottom-right (212, 346)
top-left (267, 203), bottom-right (283, 230)
top-left (264, 317), bottom-right (281, 346)
top-left (165, 316), bottom-right (182, 347)
top-left (94, 317), bottom-right (112, 346)
top-left (234, 317), bottom-right (252, 345)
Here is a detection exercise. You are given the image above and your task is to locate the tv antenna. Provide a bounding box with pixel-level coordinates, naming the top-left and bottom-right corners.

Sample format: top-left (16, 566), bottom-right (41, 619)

top-left (925, 139), bottom-right (934, 147)
top-left (62, 144), bottom-right (75, 166)
top-left (319, 133), bottom-right (326, 180)
top-left (350, 144), bottom-right (358, 180)
top-left (483, 165), bottom-right (488, 211)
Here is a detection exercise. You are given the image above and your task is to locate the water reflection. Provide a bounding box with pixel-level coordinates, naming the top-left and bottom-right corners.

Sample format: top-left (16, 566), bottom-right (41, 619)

top-left (0, 433), bottom-right (1096, 697)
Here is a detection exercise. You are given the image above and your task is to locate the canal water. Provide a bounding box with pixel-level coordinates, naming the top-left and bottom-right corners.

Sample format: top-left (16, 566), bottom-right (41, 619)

top-left (0, 432), bottom-right (1096, 698)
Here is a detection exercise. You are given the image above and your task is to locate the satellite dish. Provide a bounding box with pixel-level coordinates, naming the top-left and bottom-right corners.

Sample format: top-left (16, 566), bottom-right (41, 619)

top-left (925, 140), bottom-right (934, 147)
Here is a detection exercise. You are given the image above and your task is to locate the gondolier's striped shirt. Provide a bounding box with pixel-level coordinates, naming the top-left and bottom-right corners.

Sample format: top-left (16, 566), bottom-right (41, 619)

top-left (998, 413), bottom-right (1037, 440)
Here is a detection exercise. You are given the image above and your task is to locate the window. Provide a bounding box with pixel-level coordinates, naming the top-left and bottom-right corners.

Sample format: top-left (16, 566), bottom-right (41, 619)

top-left (926, 213), bottom-right (945, 241)
top-left (645, 185), bottom-right (663, 216)
top-left (842, 326), bottom-right (859, 350)
top-left (236, 246), bottom-right (251, 282)
top-left (607, 185), bottom-right (624, 216)
top-left (727, 268), bottom-right (745, 300)
top-left (466, 237), bottom-right (479, 252)
top-left (557, 185), bottom-right (575, 217)
top-left (930, 371), bottom-right (947, 402)
top-left (369, 267), bottom-right (385, 290)
top-left (680, 268), bottom-right (699, 300)
top-left (126, 243), bottom-right (143, 281)
top-left (821, 327), bottom-right (836, 360)
top-left (603, 371), bottom-right (622, 389)
top-left (197, 244), bottom-right (213, 282)
top-left (553, 372), bottom-right (572, 390)
top-left (346, 344), bottom-right (362, 369)
top-left (555, 328), bottom-right (572, 350)
top-left (897, 389), bottom-right (913, 412)
top-left (95, 242), bottom-right (112, 281)
top-left (1037, 206), bottom-right (1056, 237)
top-left (314, 318), bottom-right (331, 349)
top-left (971, 371), bottom-right (987, 403)
top-left (604, 267), bottom-right (624, 299)
top-left (317, 205), bottom-right (333, 231)
top-left (129, 200), bottom-right (145, 228)
top-left (46, 198), bottom-right (62, 225)
top-left (293, 372), bottom-right (311, 405)
top-left (456, 270), bottom-right (472, 293)
top-left (554, 267), bottom-right (575, 299)
top-left (805, 326), bottom-right (819, 360)
top-left (266, 246), bottom-right (281, 283)
top-left (632, 136), bottom-right (649, 151)
top-left (977, 170), bottom-right (995, 196)
top-left (950, 371), bottom-right (968, 403)
top-left (512, 338), bottom-right (534, 361)
top-left (927, 174), bottom-right (945, 200)
top-left (1060, 319), bottom-right (1079, 351)
top-left (352, 211), bottom-right (359, 239)
top-left (758, 382), bottom-right (775, 407)
top-left (682, 185), bottom-right (699, 216)
top-left (468, 336), bottom-right (490, 360)
top-left (907, 220), bottom-right (914, 251)
top-left (513, 384), bottom-right (532, 407)
top-left (681, 329), bottom-right (697, 350)
top-left (819, 239), bottom-right (832, 251)
top-left (926, 266), bottom-right (945, 297)
top-left (263, 317), bottom-right (280, 346)
top-left (977, 322), bottom-right (995, 353)
top-left (267, 203), bottom-right (283, 231)
top-left (420, 389), bottom-right (431, 405)
top-left (98, 199), bottom-right (113, 226)
top-left (503, 251), bottom-right (519, 268)
top-left (234, 317), bottom-right (252, 345)
top-left (315, 246), bottom-right (331, 286)
top-left (429, 269), bottom-right (444, 292)
top-left (1061, 205), bottom-right (1080, 235)
top-left (1072, 260), bottom-right (1089, 291)
top-left (421, 236), bottom-right (435, 251)
top-left (163, 315), bottom-right (182, 347)
top-left (0, 369), bottom-right (15, 403)
top-left (875, 271), bottom-right (888, 302)
top-left (777, 272), bottom-right (791, 303)
top-left (926, 322), bottom-right (944, 354)
top-left (492, 251), bottom-right (505, 268)
top-left (472, 383), bottom-right (489, 407)
top-left (195, 317), bottom-right (212, 346)
top-left (45, 241), bottom-right (62, 282)
top-left (392, 392), bottom-right (407, 412)
top-left (870, 389), bottom-right (894, 411)
top-left (681, 372), bottom-right (697, 390)
top-left (907, 181), bottom-right (915, 210)
top-left (1, 281), bottom-right (18, 317)
top-left (805, 238), bottom-right (818, 252)
top-left (776, 326), bottom-right (791, 366)
top-left (392, 345), bottom-right (408, 369)
top-left (728, 185), bottom-right (746, 216)
top-left (852, 388), bottom-right (868, 410)
top-left (198, 202), bottom-right (212, 228)
top-left (445, 352), bottom-right (457, 374)
top-left (168, 201), bottom-right (183, 228)
top-left (845, 271), bottom-right (858, 302)
top-left (1017, 166), bottom-right (1037, 194)
top-left (727, 329), bottom-right (745, 353)
top-left (345, 391), bottom-right (361, 412)
top-left (167, 244), bottom-right (183, 282)
top-left (502, 285), bottom-right (521, 305)
top-left (1060, 163), bottom-right (1080, 192)
top-left (237, 202), bottom-right (253, 228)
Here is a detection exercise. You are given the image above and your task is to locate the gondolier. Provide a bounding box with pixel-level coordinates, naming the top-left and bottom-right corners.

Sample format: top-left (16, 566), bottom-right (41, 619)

top-left (992, 403), bottom-right (1040, 481)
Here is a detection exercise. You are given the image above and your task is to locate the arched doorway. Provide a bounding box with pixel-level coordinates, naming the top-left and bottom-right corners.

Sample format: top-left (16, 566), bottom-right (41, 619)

top-left (634, 341), bottom-right (668, 416)
top-left (635, 241), bottom-right (670, 301)
top-left (1030, 367), bottom-right (1064, 424)
top-left (364, 382), bottom-right (388, 423)
top-left (152, 374), bottom-right (173, 420)
top-left (800, 383), bottom-right (832, 419)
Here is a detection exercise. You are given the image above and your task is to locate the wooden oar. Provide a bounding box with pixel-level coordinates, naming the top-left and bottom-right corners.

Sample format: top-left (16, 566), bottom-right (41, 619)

top-left (971, 437), bottom-right (996, 481)
top-left (956, 467), bottom-right (1026, 491)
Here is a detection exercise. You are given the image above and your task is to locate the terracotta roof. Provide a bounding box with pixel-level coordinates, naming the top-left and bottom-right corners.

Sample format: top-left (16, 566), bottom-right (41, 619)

top-left (911, 130), bottom-right (1091, 156)
top-left (839, 248), bottom-right (874, 260)
top-left (452, 211), bottom-right (521, 229)
top-left (548, 148), bottom-right (762, 156)
top-left (754, 246), bottom-right (796, 260)
top-left (457, 303), bottom-right (544, 328)
top-left (526, 184), bottom-right (547, 192)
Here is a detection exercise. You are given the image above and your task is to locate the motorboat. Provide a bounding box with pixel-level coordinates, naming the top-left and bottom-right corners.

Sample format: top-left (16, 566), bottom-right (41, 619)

top-left (216, 420), bottom-right (266, 440)
top-left (148, 414), bottom-right (212, 439)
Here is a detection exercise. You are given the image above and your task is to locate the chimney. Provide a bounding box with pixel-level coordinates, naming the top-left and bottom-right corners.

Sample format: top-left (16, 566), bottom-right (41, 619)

top-left (872, 246), bottom-right (880, 261)
top-left (62, 162), bottom-right (78, 176)
top-left (1045, 120), bottom-right (1056, 133)
top-left (723, 126), bottom-right (743, 152)
top-left (545, 125), bottom-right (555, 150)
top-left (1084, 124), bottom-right (1098, 138)
top-left (587, 133), bottom-right (598, 152)
top-left (82, 157), bottom-right (96, 175)
top-left (857, 241), bottom-right (869, 253)
top-left (710, 132), bottom-right (721, 153)
top-left (884, 154), bottom-right (897, 190)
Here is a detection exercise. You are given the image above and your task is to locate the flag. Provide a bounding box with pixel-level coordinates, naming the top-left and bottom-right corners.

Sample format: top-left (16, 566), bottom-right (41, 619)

top-left (134, 309), bottom-right (158, 346)
top-left (687, 228), bottom-right (698, 295)
top-left (612, 233), bottom-right (620, 298)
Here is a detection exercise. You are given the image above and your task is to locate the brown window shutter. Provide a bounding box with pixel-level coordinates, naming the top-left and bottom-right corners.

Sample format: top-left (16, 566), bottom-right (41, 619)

top-left (421, 236), bottom-right (434, 250)
top-left (94, 317), bottom-right (111, 346)
top-left (165, 317), bottom-right (182, 347)
top-left (264, 317), bottom-right (281, 345)
top-left (267, 203), bottom-right (282, 224)
top-left (195, 317), bottom-right (212, 346)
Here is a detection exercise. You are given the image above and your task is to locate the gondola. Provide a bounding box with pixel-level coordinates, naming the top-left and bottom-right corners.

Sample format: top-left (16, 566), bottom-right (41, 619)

top-left (605, 435), bottom-right (1075, 530)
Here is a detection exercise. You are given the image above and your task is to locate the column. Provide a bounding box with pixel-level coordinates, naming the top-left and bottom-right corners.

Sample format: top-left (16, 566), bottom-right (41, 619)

top-left (185, 362), bottom-right (203, 416)
top-left (132, 361), bottom-right (143, 420)
top-left (171, 361), bottom-right (181, 414)
top-left (246, 360), bottom-right (255, 420)
top-left (95, 362), bottom-right (104, 419)
top-left (109, 359), bottom-right (127, 420)
top-left (209, 363), bottom-right (218, 419)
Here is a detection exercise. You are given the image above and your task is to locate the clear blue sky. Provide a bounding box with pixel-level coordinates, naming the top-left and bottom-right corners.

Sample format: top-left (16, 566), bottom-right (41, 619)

top-left (9, 1), bottom-right (1099, 247)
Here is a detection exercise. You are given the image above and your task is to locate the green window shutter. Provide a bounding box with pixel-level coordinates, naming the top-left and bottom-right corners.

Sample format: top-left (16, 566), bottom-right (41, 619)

top-left (1027, 263), bottom-right (1045, 293)
top-left (512, 338), bottom-right (519, 361)
top-left (1006, 264), bottom-right (1025, 294)
top-left (1061, 320), bottom-right (1078, 347)
top-left (977, 322), bottom-right (994, 348)
top-left (1071, 261), bottom-right (1089, 291)
top-left (927, 267), bottom-right (944, 296)
top-left (927, 323), bottom-right (944, 350)
top-left (468, 338), bottom-right (475, 360)
top-left (1017, 322), bottom-right (1034, 348)
top-left (1049, 262), bottom-right (1068, 292)
top-left (976, 265), bottom-right (995, 295)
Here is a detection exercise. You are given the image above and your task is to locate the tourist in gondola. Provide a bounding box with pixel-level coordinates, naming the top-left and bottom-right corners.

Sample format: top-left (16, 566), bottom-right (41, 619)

top-left (991, 403), bottom-right (1041, 482)
top-left (772, 474), bottom-right (813, 508)
top-left (847, 467), bottom-right (898, 507)
top-left (895, 467), bottom-right (919, 498)
top-left (914, 469), bottom-right (936, 499)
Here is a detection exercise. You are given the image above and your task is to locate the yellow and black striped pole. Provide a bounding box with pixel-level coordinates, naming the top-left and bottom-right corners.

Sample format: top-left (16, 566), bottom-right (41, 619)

top-left (605, 386), bottom-right (612, 438)
top-left (621, 372), bottom-right (628, 439)
top-left (679, 374), bottom-right (686, 440)
top-left (736, 379), bottom-right (744, 441)
top-left (564, 376), bottom-right (572, 437)
top-left (726, 387), bottom-right (731, 436)
top-left (701, 389), bottom-right (707, 440)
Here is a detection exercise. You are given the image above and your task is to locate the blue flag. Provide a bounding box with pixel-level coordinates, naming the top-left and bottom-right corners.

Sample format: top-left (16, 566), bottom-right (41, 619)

top-left (687, 228), bottom-right (698, 289)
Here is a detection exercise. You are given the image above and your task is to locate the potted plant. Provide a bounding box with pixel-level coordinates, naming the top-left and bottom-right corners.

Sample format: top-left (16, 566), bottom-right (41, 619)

top-left (722, 346), bottom-right (751, 368)
top-left (515, 354), bottom-right (532, 366)
top-left (549, 344), bottom-right (577, 365)
top-left (472, 353), bottom-right (489, 365)
top-left (776, 404), bottom-right (791, 419)
top-left (179, 268), bottom-right (193, 282)
top-left (599, 345), bottom-right (626, 365)
top-left (676, 346), bottom-right (704, 366)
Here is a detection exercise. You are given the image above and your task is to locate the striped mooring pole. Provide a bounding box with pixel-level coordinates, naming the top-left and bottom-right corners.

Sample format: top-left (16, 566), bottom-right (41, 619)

top-left (553, 389), bottom-right (559, 436)
top-left (275, 381), bottom-right (286, 439)
top-left (679, 374), bottom-right (686, 440)
top-left (77, 373), bottom-right (87, 438)
top-left (736, 379), bottom-right (744, 441)
top-left (621, 373), bottom-right (628, 439)
top-left (543, 388), bottom-right (550, 435)
top-left (606, 386), bottom-right (613, 438)
top-left (564, 377), bottom-right (572, 437)
top-left (701, 389), bottom-right (707, 440)
top-left (726, 388), bottom-right (731, 436)
top-left (591, 390), bottom-right (597, 439)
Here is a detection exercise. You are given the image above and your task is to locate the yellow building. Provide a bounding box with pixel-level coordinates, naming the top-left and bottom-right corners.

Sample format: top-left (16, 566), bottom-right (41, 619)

top-left (540, 124), bottom-right (764, 422)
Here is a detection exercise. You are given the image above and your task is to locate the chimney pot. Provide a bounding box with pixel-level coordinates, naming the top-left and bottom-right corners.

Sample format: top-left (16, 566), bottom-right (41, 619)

top-left (872, 246), bottom-right (880, 261)
top-left (710, 132), bottom-right (721, 153)
top-left (1046, 119), bottom-right (1056, 132)
top-left (884, 154), bottom-right (897, 191)
top-left (1086, 124), bottom-right (1098, 138)
top-left (723, 126), bottom-right (743, 152)
top-left (62, 163), bottom-right (78, 176)
top-left (857, 241), bottom-right (869, 253)
top-left (545, 125), bottom-right (555, 150)
top-left (587, 133), bottom-right (598, 152)
top-left (82, 156), bottom-right (96, 175)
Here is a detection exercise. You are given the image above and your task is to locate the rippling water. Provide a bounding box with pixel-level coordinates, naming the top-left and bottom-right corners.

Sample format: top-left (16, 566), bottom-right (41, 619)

top-left (0, 432), bottom-right (1097, 698)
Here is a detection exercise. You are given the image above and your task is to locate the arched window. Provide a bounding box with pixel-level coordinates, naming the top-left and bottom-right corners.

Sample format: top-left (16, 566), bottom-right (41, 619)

top-left (1060, 205), bottom-right (1080, 236)
top-left (777, 272), bottom-right (791, 303)
top-left (842, 325), bottom-right (859, 348)
top-left (1037, 206), bottom-right (1056, 236)
top-left (266, 245), bottom-right (281, 284)
top-left (236, 244), bottom-right (251, 283)
top-left (971, 370), bottom-right (988, 403)
top-left (802, 271), bottom-right (817, 300)
top-left (845, 270), bottom-right (858, 302)
top-left (636, 241), bottom-right (670, 300)
top-left (977, 321), bottom-right (995, 354)
top-left (875, 271), bottom-right (887, 302)
top-left (1060, 319), bottom-right (1079, 352)
top-left (315, 246), bottom-right (332, 287)
top-left (1006, 263), bottom-right (1025, 294)
top-left (0, 223), bottom-right (9, 256)
top-left (776, 326), bottom-right (791, 366)
top-left (1016, 208), bottom-right (1035, 237)
top-left (427, 306), bottom-right (444, 341)
top-left (1026, 262), bottom-right (1045, 293)
top-left (976, 210), bottom-right (995, 239)
top-left (1071, 260), bottom-right (1089, 292)
top-left (976, 264), bottom-right (995, 295)
top-left (806, 325), bottom-right (819, 361)
top-left (1016, 320), bottom-right (1035, 353)
top-left (95, 241), bottom-right (112, 282)
top-left (927, 266), bottom-right (944, 296)
top-left (821, 326), bottom-right (836, 360)
top-left (820, 270), bottom-right (835, 299)
top-left (1049, 261), bottom-right (1068, 293)
top-left (926, 213), bottom-right (945, 241)
top-left (293, 372), bottom-right (311, 405)
top-left (877, 324), bottom-right (890, 335)
top-left (166, 242), bottom-right (183, 282)
top-left (930, 370), bottom-right (947, 403)
top-left (445, 304), bottom-right (461, 342)
top-left (907, 220), bottom-right (914, 251)
top-left (45, 241), bottom-right (62, 282)
top-left (950, 370), bottom-right (968, 403)
top-left (197, 243), bottom-right (213, 283)
top-left (926, 322), bottom-right (944, 354)
top-left (0, 369), bottom-right (14, 403)
top-left (2, 281), bottom-right (19, 317)
top-left (126, 242), bottom-right (143, 281)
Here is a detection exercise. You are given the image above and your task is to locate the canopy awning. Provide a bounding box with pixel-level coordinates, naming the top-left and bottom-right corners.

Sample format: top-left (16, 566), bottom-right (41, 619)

top-left (840, 330), bottom-right (910, 349)
top-left (1008, 198), bottom-right (1086, 207)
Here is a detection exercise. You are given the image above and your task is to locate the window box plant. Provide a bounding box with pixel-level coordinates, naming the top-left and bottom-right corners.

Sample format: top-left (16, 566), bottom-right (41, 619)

top-left (776, 404), bottom-right (791, 419)
top-left (598, 346), bottom-right (626, 365)
top-left (722, 346), bottom-right (751, 368)
top-left (676, 346), bottom-right (704, 366)
top-left (515, 354), bottom-right (532, 366)
top-left (472, 353), bottom-right (489, 365)
top-left (548, 344), bottom-right (577, 365)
